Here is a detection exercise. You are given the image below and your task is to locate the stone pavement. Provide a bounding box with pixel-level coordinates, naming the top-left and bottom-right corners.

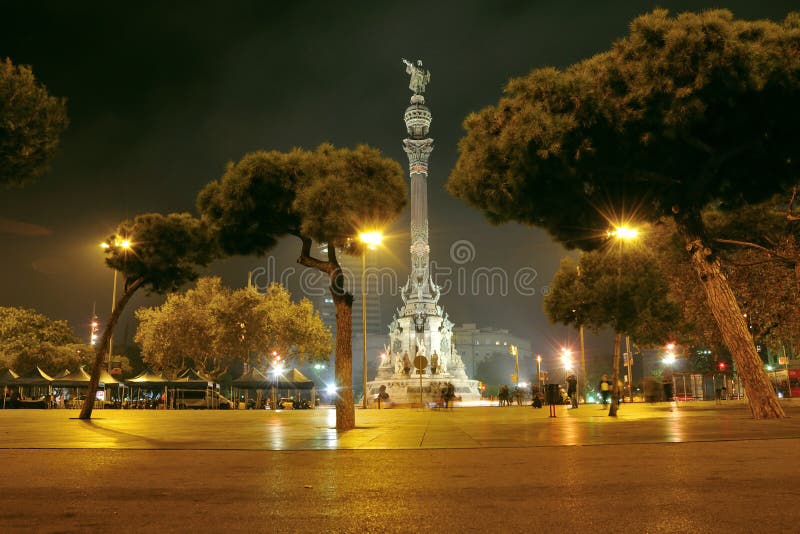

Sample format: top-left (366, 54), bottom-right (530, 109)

top-left (0, 400), bottom-right (799, 533)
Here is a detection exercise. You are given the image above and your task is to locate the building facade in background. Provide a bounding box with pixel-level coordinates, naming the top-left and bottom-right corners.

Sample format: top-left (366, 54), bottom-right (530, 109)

top-left (452, 323), bottom-right (532, 377)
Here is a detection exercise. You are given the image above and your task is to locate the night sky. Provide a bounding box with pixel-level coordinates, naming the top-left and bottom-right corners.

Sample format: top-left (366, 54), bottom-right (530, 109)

top-left (1, 1), bottom-right (796, 371)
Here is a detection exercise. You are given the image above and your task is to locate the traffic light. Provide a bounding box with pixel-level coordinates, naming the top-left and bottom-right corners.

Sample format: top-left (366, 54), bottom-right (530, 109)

top-left (718, 361), bottom-right (727, 371)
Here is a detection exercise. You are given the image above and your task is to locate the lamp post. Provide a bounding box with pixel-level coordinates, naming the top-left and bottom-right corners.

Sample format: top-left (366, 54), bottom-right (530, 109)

top-left (575, 265), bottom-right (588, 401)
top-left (509, 345), bottom-right (519, 385)
top-left (624, 335), bottom-right (633, 403)
top-left (270, 351), bottom-right (283, 409)
top-left (358, 231), bottom-right (383, 409)
top-left (560, 347), bottom-right (572, 383)
top-left (607, 224), bottom-right (639, 411)
top-left (100, 238), bottom-right (131, 377)
top-left (536, 354), bottom-right (542, 391)
top-left (662, 345), bottom-right (676, 401)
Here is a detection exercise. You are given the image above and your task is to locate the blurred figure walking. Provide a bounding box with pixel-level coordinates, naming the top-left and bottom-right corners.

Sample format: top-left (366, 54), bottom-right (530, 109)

top-left (567, 374), bottom-right (578, 409)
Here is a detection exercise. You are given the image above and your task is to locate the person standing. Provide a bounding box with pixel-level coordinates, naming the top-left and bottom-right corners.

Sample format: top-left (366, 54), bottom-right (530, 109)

top-left (499, 385), bottom-right (510, 407)
top-left (567, 374), bottom-right (578, 409)
top-left (599, 374), bottom-right (611, 405)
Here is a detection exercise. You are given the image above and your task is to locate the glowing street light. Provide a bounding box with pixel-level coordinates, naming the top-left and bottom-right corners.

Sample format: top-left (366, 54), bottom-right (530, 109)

top-left (358, 230), bottom-right (383, 408)
top-left (560, 347), bottom-right (573, 384)
top-left (661, 347), bottom-right (677, 402)
top-left (607, 225), bottom-right (640, 240)
top-left (270, 355), bottom-right (285, 409)
top-left (560, 347), bottom-right (573, 368)
top-left (359, 231), bottom-right (383, 248)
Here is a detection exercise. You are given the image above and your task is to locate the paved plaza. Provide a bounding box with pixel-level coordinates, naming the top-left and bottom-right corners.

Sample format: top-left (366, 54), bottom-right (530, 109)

top-left (1, 400), bottom-right (799, 532)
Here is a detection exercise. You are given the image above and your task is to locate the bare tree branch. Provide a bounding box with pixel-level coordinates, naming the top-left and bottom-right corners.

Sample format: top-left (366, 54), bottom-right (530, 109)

top-left (715, 238), bottom-right (797, 267)
top-left (296, 235), bottom-right (333, 273)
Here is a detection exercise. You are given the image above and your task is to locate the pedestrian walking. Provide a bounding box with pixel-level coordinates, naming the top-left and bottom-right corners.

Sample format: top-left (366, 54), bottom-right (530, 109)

top-left (599, 374), bottom-right (611, 405)
top-left (567, 374), bottom-right (578, 408)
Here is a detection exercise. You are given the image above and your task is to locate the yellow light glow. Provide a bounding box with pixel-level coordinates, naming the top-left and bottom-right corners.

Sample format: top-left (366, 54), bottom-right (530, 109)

top-left (359, 231), bottom-right (383, 247)
top-left (119, 239), bottom-right (132, 249)
top-left (99, 242), bottom-right (110, 249)
top-left (560, 348), bottom-right (572, 368)
top-left (612, 226), bottom-right (639, 240)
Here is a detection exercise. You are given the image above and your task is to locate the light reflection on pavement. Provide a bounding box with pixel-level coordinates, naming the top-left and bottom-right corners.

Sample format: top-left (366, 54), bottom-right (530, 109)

top-left (1, 400), bottom-right (799, 451)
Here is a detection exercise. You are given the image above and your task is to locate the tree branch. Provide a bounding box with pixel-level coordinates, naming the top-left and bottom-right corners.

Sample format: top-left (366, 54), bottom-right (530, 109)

top-left (714, 238), bottom-right (797, 266)
top-left (715, 238), bottom-right (774, 255)
top-left (296, 235), bottom-right (333, 273)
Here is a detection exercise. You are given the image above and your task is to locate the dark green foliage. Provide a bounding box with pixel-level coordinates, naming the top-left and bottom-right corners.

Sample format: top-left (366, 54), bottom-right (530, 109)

top-left (448, 9), bottom-right (800, 247)
top-left (544, 247), bottom-right (680, 343)
top-left (0, 57), bottom-right (68, 188)
top-left (103, 213), bottom-right (215, 294)
top-left (196, 150), bottom-right (304, 256)
top-left (198, 143), bottom-right (406, 254)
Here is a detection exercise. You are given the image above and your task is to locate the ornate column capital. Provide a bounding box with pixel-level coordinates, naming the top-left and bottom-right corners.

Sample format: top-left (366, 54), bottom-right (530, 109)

top-left (403, 138), bottom-right (434, 174)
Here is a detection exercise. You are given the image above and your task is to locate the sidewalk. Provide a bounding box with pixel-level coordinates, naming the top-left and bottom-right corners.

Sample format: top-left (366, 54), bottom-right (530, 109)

top-left (1, 401), bottom-right (798, 533)
top-left (2, 399), bottom-right (798, 450)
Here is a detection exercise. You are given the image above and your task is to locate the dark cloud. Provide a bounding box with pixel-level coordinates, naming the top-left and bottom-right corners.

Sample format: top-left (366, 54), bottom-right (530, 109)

top-left (0, 218), bottom-right (52, 237)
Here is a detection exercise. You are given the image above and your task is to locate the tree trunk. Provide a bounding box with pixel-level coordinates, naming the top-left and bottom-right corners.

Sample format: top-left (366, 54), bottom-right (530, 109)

top-left (608, 331), bottom-right (621, 417)
top-left (297, 237), bottom-right (355, 431)
top-left (79, 277), bottom-right (144, 420)
top-left (678, 214), bottom-right (785, 419)
top-left (332, 290), bottom-right (355, 430)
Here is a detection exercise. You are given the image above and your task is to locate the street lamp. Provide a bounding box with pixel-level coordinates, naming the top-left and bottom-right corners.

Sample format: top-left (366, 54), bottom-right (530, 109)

top-left (100, 237), bottom-right (132, 376)
top-left (607, 225), bottom-right (639, 240)
top-left (662, 345), bottom-right (676, 401)
top-left (358, 230), bottom-right (383, 409)
top-left (560, 347), bottom-right (572, 383)
top-left (608, 224), bottom-right (639, 407)
top-left (509, 345), bottom-right (519, 385)
top-left (270, 352), bottom-right (284, 409)
top-left (536, 354), bottom-right (542, 391)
